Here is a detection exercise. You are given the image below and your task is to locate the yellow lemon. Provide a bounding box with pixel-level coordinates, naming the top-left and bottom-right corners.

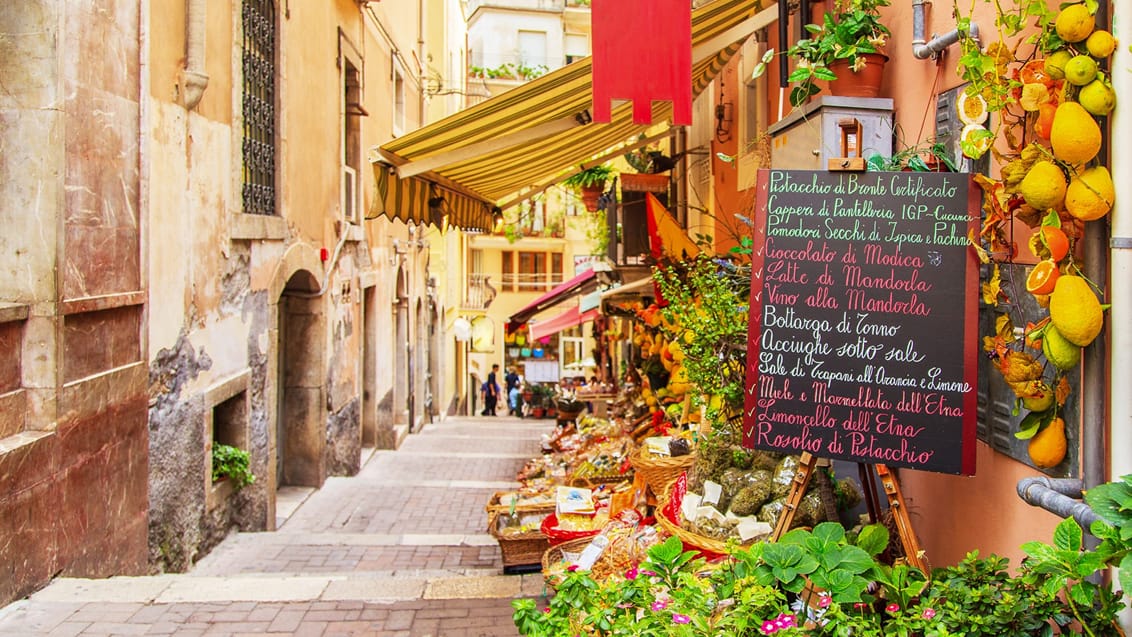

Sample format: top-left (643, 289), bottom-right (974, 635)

top-left (1050, 102), bottom-right (1102, 165)
top-left (1078, 79), bottom-right (1116, 116)
top-left (1049, 274), bottom-right (1103, 346)
top-left (1018, 161), bottom-right (1067, 211)
top-left (1028, 417), bottom-right (1067, 468)
top-left (1042, 324), bottom-right (1082, 371)
top-left (1065, 166), bottom-right (1115, 221)
top-left (1086, 30), bottom-right (1117, 58)
top-left (1055, 4), bottom-right (1096, 43)
top-left (1021, 382), bottom-right (1055, 411)
top-left (1064, 55), bottom-right (1098, 86)
top-left (1044, 49), bottom-right (1073, 79)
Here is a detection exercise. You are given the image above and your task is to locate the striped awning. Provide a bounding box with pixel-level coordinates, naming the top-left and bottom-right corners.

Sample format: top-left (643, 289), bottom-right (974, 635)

top-left (370, 0), bottom-right (776, 230)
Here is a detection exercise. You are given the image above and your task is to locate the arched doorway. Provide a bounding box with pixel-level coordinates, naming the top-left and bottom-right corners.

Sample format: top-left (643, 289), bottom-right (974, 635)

top-left (393, 267), bottom-right (410, 428)
top-left (276, 270), bottom-right (325, 488)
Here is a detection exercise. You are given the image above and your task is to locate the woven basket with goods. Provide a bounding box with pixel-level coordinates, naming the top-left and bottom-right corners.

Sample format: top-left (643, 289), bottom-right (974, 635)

top-left (540, 511), bottom-right (605, 546)
top-left (488, 509), bottom-right (551, 571)
top-left (657, 474), bottom-right (758, 559)
top-left (485, 489), bottom-right (555, 515)
top-left (629, 445), bottom-right (695, 496)
top-left (541, 513), bottom-right (660, 590)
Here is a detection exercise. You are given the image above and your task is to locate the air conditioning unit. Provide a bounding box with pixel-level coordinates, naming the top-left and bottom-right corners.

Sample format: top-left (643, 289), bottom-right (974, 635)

top-left (342, 165), bottom-right (360, 224)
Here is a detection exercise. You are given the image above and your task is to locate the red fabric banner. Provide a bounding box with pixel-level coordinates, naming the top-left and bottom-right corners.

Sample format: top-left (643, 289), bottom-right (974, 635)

top-left (591, 0), bottom-right (692, 125)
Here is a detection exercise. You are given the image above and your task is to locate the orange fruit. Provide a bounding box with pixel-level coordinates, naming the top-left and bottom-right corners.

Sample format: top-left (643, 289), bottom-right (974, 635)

top-left (1034, 103), bottom-right (1057, 139)
top-left (1040, 226), bottom-right (1070, 261)
top-left (1019, 59), bottom-right (1051, 85)
top-left (1026, 259), bottom-right (1060, 295)
top-left (1028, 417), bottom-right (1067, 468)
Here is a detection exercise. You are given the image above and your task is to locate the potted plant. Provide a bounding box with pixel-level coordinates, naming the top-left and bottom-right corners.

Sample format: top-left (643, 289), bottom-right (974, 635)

top-left (211, 443), bottom-right (256, 490)
top-left (866, 140), bottom-right (959, 172)
top-left (562, 164), bottom-right (616, 212)
top-left (785, 0), bottom-right (892, 107)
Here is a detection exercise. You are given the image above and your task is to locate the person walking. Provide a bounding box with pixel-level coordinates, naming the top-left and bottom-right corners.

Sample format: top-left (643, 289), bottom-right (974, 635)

top-left (481, 364), bottom-right (500, 415)
top-left (505, 367), bottom-right (522, 417)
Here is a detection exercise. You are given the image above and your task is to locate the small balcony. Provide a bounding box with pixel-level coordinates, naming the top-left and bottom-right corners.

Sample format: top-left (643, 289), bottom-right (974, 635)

top-left (464, 273), bottom-right (497, 310)
top-left (499, 273), bottom-right (566, 294)
top-left (466, 0), bottom-right (564, 15)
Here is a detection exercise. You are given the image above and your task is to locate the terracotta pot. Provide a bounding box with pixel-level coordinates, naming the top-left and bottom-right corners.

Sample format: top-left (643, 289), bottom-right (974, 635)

top-left (580, 184), bottom-right (604, 212)
top-left (828, 53), bottom-right (888, 99)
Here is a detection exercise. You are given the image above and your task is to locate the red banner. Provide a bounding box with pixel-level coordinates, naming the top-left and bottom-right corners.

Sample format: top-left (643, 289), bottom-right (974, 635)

top-left (591, 0), bottom-right (692, 125)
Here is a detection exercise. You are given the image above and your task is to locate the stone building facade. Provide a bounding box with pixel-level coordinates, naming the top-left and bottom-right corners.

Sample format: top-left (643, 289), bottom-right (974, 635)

top-left (0, 0), bottom-right (451, 603)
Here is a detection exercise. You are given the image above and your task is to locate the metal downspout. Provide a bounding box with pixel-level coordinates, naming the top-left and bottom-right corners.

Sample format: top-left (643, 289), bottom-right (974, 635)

top-left (911, 0), bottom-right (979, 59)
top-left (1017, 477), bottom-right (1101, 531)
top-left (181, 0), bottom-right (210, 110)
top-left (1105, 0), bottom-right (1131, 486)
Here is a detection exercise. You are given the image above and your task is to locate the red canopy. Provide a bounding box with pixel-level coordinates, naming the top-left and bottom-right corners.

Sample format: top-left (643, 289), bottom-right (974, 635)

top-left (529, 306), bottom-right (601, 341)
top-left (507, 269), bottom-right (598, 332)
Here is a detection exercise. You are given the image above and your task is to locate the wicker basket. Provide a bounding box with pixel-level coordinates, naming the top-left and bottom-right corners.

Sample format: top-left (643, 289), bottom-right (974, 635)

top-left (656, 476), bottom-right (762, 559)
top-left (484, 490), bottom-right (555, 515)
top-left (540, 536), bottom-right (594, 590)
top-left (488, 509), bottom-right (551, 570)
top-left (629, 447), bottom-right (695, 496)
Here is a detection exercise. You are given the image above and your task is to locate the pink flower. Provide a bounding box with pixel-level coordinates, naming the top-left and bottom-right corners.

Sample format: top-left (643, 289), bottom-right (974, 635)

top-left (625, 568), bottom-right (639, 580)
top-left (922, 607), bottom-right (937, 619)
top-left (543, 607), bottom-right (551, 614)
top-left (817, 593), bottom-right (832, 609)
top-left (640, 569), bottom-right (657, 577)
top-left (651, 600), bottom-right (668, 611)
top-left (853, 602), bottom-right (869, 611)
top-left (776, 613), bottom-right (797, 628)
top-left (886, 603), bottom-right (900, 613)
top-left (761, 619), bottom-right (779, 634)
top-left (567, 564), bottom-right (579, 572)
top-left (672, 613), bottom-right (691, 624)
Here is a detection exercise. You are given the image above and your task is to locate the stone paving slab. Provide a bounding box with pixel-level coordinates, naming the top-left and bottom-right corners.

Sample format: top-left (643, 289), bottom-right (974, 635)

top-left (0, 415), bottom-right (554, 636)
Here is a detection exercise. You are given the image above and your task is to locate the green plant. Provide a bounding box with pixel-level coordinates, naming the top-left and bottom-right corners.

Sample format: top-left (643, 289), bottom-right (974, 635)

top-left (561, 164), bottom-right (616, 190)
top-left (783, 0), bottom-right (892, 107)
top-left (653, 255), bottom-right (750, 421)
top-left (211, 443), bottom-right (255, 489)
top-left (866, 140), bottom-right (959, 172)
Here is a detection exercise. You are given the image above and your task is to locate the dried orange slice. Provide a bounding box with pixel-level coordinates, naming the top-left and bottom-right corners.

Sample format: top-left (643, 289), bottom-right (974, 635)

top-left (957, 91), bottom-right (988, 125)
top-left (1026, 259), bottom-right (1061, 295)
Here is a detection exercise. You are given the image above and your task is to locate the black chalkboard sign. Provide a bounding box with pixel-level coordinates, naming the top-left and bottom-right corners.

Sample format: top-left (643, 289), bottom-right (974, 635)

top-left (743, 169), bottom-right (980, 475)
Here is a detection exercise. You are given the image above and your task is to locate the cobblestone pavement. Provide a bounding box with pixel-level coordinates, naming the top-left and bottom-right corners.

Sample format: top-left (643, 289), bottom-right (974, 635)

top-left (0, 416), bottom-right (555, 636)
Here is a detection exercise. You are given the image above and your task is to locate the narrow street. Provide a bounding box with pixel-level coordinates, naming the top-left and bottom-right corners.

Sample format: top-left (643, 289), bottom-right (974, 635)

top-left (0, 416), bottom-right (551, 636)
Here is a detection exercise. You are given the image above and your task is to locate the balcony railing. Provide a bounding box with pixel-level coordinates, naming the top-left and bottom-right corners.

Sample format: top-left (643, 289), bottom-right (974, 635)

top-left (466, 0), bottom-right (565, 14)
top-left (500, 273), bottom-right (565, 293)
top-left (464, 273), bottom-right (497, 310)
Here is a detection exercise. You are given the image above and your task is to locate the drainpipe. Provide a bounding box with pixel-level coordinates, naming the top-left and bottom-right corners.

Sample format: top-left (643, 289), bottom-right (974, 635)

top-left (911, 0), bottom-right (979, 59)
top-left (1017, 477), bottom-right (1100, 531)
top-left (181, 0), bottom-right (210, 110)
top-left (1108, 0), bottom-right (1131, 485)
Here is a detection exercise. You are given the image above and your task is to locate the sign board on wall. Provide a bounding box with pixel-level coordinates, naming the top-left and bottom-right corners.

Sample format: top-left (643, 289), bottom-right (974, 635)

top-left (742, 169), bottom-right (981, 475)
top-left (524, 360), bottom-right (560, 384)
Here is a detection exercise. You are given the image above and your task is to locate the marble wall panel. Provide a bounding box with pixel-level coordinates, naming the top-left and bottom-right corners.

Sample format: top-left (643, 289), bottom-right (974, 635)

top-left (62, 306), bottom-right (141, 384)
top-left (0, 391), bottom-right (28, 440)
top-left (62, 84), bottom-right (140, 299)
top-left (0, 2), bottom-right (57, 110)
top-left (54, 395), bottom-right (148, 577)
top-left (0, 478), bottom-right (60, 604)
top-left (0, 321), bottom-right (21, 393)
top-left (62, 0), bottom-right (139, 100)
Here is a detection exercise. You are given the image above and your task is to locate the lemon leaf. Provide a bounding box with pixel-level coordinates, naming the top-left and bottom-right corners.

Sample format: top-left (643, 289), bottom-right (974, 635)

top-left (982, 264), bottom-right (1003, 306)
top-left (1015, 411), bottom-right (1043, 439)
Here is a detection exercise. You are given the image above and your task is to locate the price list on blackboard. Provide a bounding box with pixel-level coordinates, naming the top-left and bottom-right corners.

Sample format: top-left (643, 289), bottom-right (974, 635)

top-left (743, 169), bottom-right (981, 475)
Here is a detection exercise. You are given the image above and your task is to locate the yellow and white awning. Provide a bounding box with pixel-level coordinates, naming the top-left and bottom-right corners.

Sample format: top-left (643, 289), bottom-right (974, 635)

top-left (370, 0), bottom-right (777, 230)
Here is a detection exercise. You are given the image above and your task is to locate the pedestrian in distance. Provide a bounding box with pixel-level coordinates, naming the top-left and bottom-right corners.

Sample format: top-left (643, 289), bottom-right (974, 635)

top-left (481, 364), bottom-right (501, 415)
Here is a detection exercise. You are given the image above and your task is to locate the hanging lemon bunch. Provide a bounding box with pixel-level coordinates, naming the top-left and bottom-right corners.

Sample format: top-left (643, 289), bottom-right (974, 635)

top-left (959, 0), bottom-right (1114, 470)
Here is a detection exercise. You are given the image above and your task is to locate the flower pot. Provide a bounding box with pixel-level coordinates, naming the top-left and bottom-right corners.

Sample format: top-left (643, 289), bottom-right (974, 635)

top-left (828, 53), bottom-right (888, 99)
top-left (580, 184), bottom-right (604, 212)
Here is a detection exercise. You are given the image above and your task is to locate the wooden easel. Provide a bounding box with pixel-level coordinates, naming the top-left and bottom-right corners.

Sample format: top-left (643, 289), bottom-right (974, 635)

top-left (770, 452), bottom-right (928, 573)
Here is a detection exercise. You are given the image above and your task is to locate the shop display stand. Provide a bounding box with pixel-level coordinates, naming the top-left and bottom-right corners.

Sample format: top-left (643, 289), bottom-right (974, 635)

top-left (770, 452), bottom-right (927, 573)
